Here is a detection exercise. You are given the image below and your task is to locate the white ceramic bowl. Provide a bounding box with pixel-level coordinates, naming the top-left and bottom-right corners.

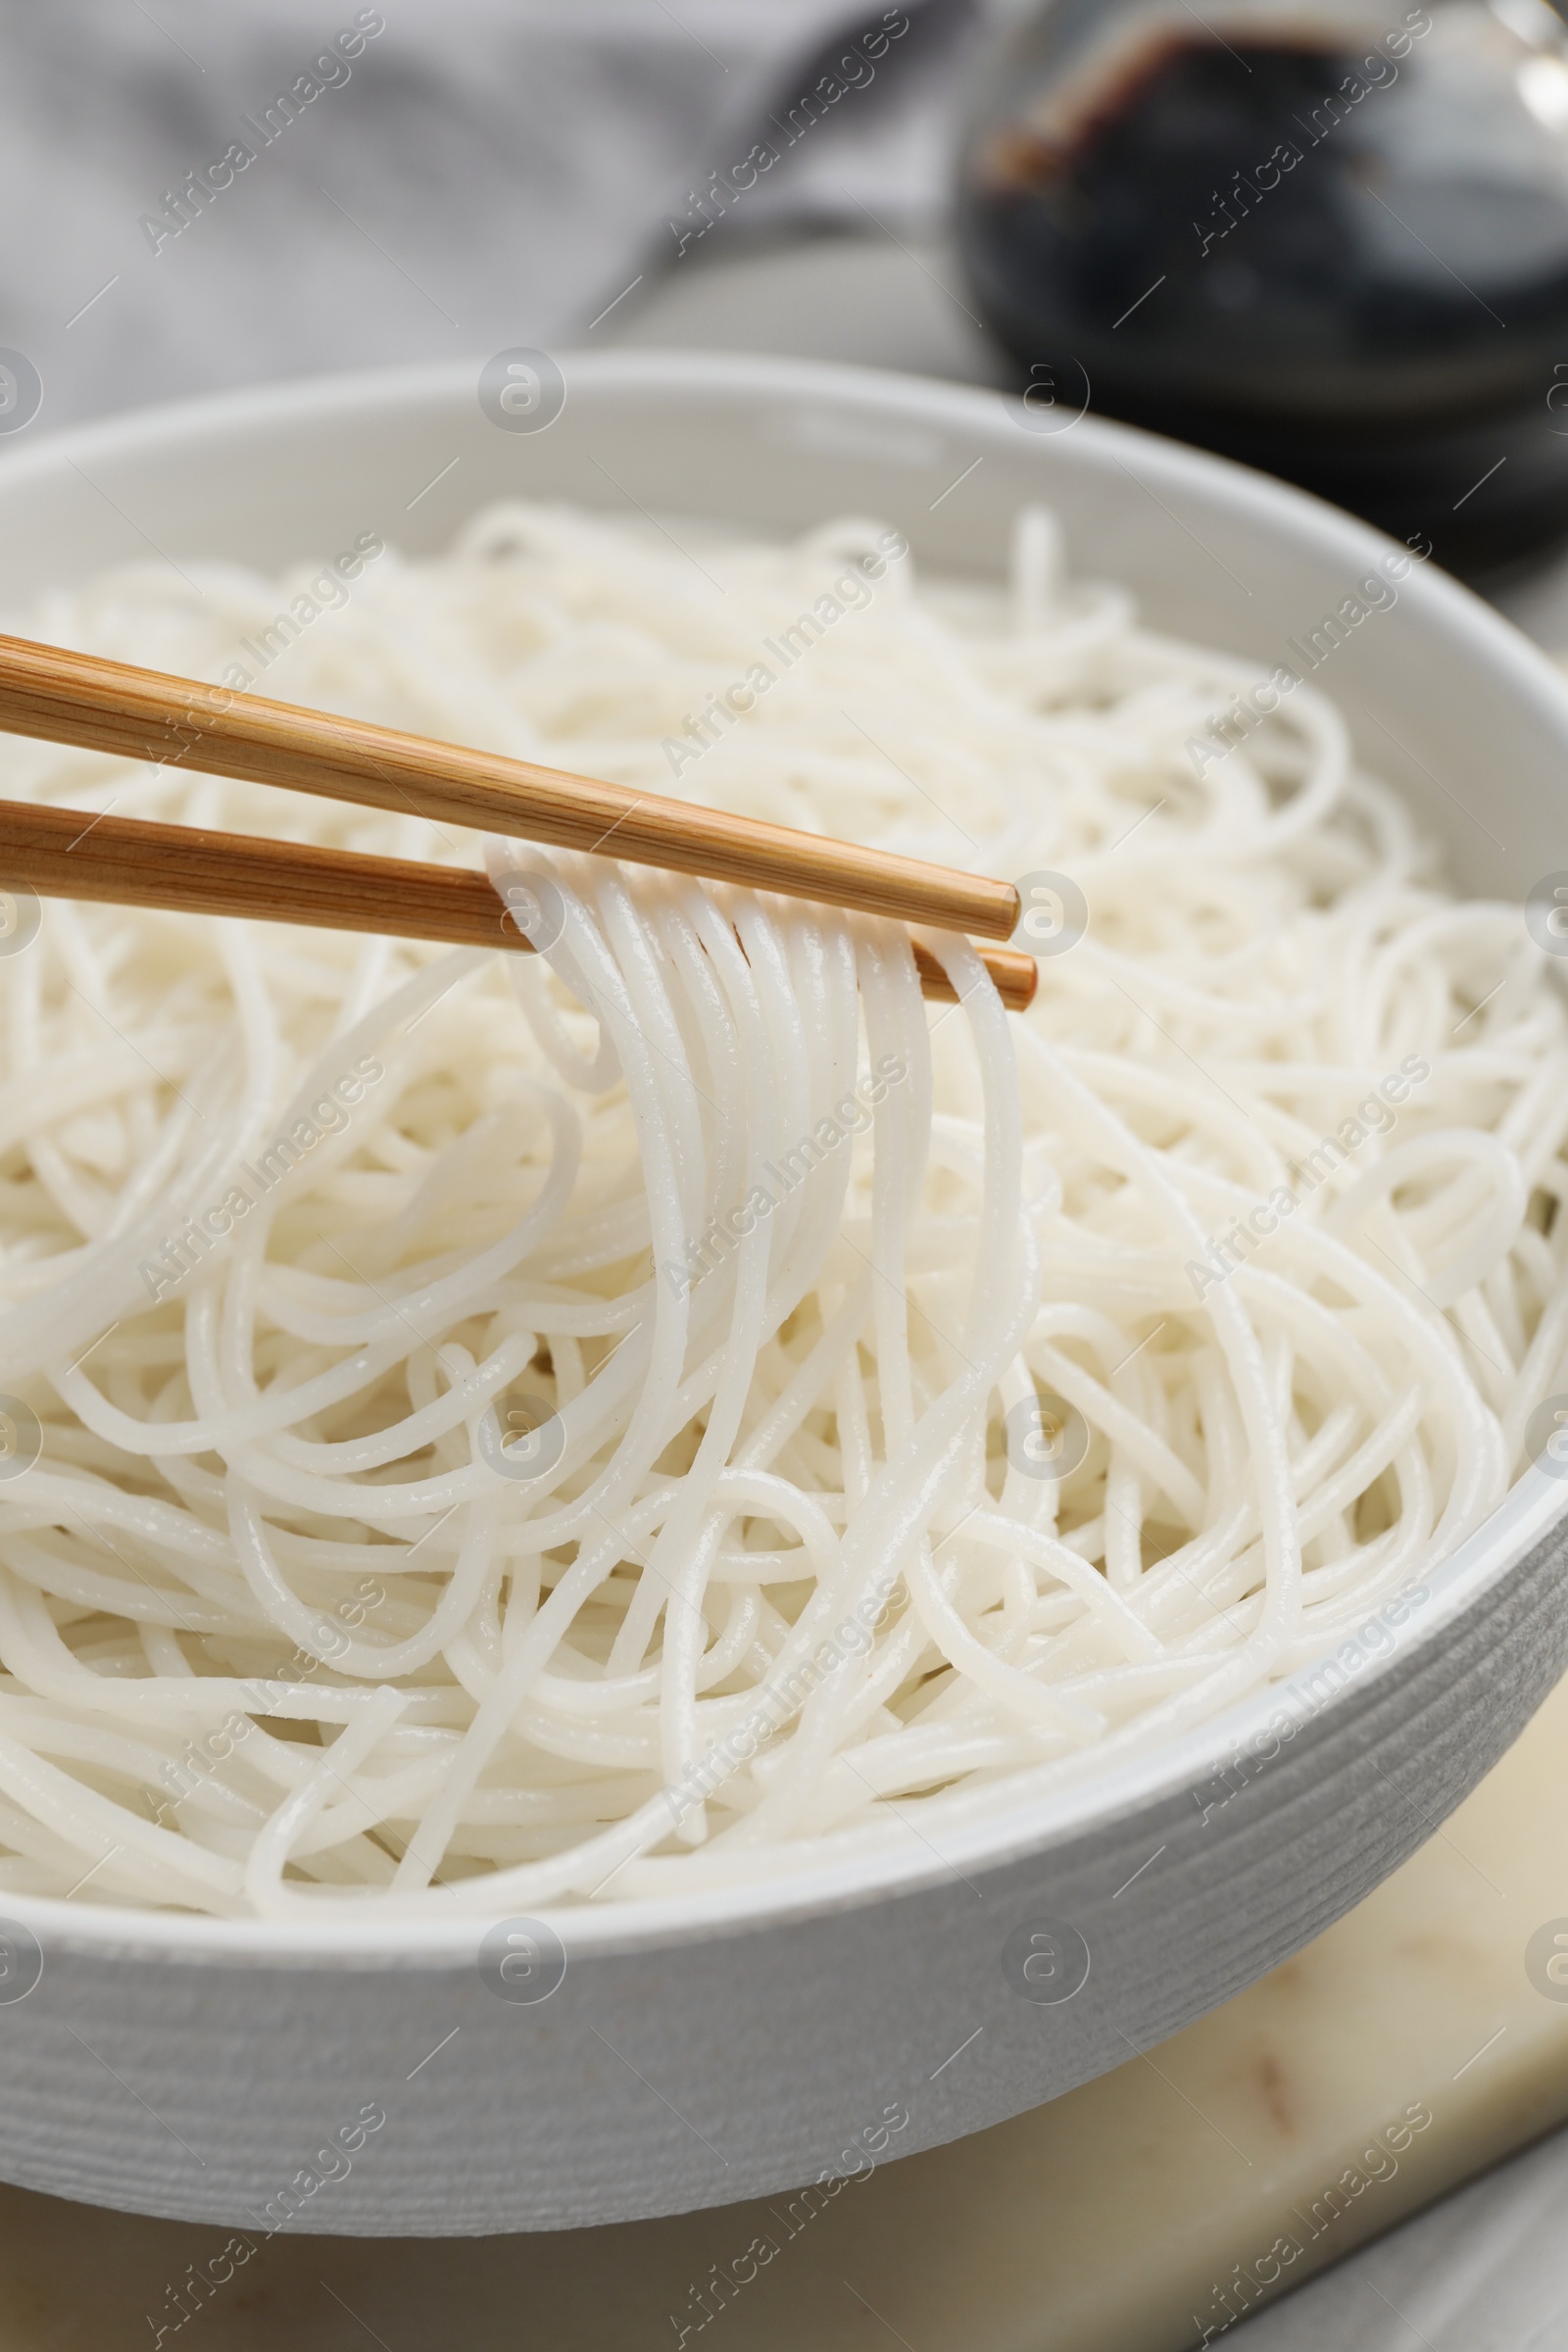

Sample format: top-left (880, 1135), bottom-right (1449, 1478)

top-left (0, 353), bottom-right (1564, 2237)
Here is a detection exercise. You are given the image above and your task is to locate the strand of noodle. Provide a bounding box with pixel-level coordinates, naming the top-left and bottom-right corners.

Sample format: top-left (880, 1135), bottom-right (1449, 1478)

top-left (244, 1685), bottom-right (406, 1915)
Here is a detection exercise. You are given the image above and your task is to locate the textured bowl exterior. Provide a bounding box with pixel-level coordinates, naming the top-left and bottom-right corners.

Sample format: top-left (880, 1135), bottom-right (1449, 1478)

top-left (0, 353), bottom-right (1563, 2234)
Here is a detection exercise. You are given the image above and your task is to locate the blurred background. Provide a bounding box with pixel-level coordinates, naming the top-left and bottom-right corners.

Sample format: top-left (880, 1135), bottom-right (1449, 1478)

top-left (12, 0), bottom-right (1568, 586)
top-left (0, 0), bottom-right (1000, 418)
top-left (5, 2), bottom-right (1568, 2343)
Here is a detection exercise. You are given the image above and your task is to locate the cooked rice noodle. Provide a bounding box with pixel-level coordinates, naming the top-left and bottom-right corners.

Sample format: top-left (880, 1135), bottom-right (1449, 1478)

top-left (0, 499), bottom-right (1559, 1915)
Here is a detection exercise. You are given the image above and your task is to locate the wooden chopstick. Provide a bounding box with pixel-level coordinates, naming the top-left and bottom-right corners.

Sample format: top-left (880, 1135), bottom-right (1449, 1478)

top-left (0, 634), bottom-right (1021, 943)
top-left (0, 802), bottom-right (1040, 1013)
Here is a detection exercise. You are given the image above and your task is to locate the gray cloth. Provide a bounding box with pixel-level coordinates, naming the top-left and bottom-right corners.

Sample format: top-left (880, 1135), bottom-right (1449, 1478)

top-left (1229, 2123), bottom-right (1568, 2350)
top-left (0, 0), bottom-right (982, 429)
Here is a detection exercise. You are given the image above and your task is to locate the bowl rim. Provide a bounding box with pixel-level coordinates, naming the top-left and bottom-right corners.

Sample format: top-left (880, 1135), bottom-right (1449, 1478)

top-left (3, 346), bottom-right (1567, 1964)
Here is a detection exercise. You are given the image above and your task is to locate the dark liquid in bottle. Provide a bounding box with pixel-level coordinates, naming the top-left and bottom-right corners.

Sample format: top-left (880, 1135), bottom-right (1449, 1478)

top-left (957, 28), bottom-right (1568, 571)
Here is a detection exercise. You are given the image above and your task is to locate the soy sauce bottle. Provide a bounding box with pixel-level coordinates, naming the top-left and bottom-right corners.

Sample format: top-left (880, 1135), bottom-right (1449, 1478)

top-left (956, 0), bottom-right (1568, 572)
